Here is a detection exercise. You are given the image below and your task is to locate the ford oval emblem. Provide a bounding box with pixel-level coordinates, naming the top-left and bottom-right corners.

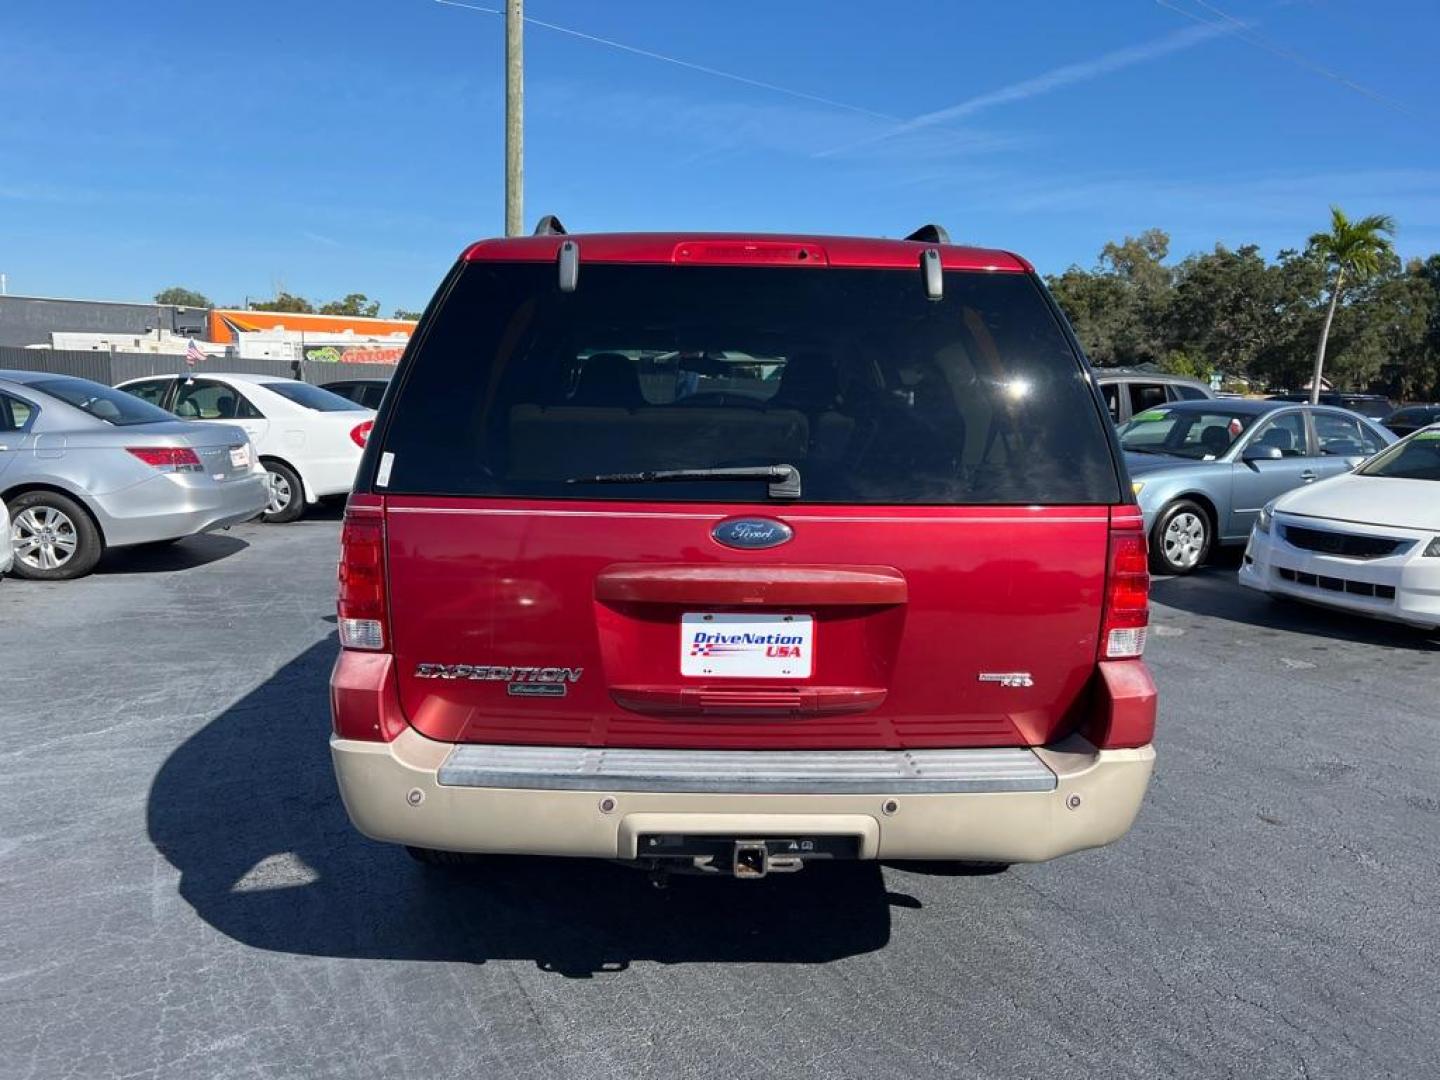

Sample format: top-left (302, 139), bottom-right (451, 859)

top-left (712, 518), bottom-right (793, 550)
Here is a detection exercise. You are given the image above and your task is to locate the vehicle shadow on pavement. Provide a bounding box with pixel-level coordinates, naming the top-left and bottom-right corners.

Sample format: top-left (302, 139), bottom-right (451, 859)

top-left (1152, 565), bottom-right (1438, 651)
top-left (97, 534), bottom-right (249, 575)
top-left (146, 637), bottom-right (898, 976)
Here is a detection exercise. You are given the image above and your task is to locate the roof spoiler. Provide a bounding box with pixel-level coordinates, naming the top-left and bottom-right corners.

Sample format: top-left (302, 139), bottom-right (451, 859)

top-left (905, 223), bottom-right (950, 245)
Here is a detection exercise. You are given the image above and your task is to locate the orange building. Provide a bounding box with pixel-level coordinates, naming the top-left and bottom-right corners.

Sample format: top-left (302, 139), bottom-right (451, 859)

top-left (207, 309), bottom-right (416, 342)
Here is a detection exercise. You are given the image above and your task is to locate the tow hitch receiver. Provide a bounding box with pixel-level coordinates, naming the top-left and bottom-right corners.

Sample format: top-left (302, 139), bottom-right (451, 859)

top-left (733, 841), bottom-right (775, 878)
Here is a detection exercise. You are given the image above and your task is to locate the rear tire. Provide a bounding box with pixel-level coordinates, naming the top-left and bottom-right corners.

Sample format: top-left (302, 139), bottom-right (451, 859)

top-left (1150, 499), bottom-right (1211, 575)
top-left (261, 460), bottom-right (305, 523)
top-left (7, 491), bottom-right (103, 580)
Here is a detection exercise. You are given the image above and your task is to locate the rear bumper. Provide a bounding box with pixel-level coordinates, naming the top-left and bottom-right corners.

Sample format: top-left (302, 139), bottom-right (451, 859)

top-left (330, 729), bottom-right (1154, 863)
top-left (92, 471), bottom-right (269, 547)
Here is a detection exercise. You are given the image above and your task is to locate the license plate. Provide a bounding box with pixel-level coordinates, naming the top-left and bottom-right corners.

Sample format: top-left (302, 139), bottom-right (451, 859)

top-left (229, 446), bottom-right (250, 469)
top-left (681, 613), bottom-right (813, 679)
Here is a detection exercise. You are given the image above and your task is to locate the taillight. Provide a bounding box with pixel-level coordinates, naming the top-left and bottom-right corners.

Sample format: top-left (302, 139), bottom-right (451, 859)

top-left (350, 421), bottom-right (373, 448)
top-left (1101, 508), bottom-right (1149, 659)
top-left (127, 446), bottom-right (203, 473)
top-left (338, 499), bottom-right (387, 650)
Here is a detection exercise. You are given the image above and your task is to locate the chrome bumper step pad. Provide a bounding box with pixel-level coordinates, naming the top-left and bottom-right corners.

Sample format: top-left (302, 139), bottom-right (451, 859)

top-left (437, 744), bottom-right (1058, 794)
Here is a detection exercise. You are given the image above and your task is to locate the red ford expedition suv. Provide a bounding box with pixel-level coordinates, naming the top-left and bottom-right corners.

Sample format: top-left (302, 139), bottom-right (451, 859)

top-left (330, 222), bottom-right (1156, 879)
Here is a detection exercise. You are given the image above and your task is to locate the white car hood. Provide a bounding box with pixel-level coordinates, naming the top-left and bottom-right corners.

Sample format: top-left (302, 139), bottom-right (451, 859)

top-left (1276, 473), bottom-right (1440, 532)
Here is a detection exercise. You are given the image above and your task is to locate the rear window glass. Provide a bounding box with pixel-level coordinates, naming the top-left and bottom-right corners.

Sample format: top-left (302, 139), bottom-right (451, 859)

top-left (1358, 431), bottom-right (1440, 481)
top-left (380, 263), bottom-right (1119, 505)
top-left (263, 382), bottom-right (366, 411)
top-left (1118, 407), bottom-right (1258, 459)
top-left (33, 377), bottom-right (176, 427)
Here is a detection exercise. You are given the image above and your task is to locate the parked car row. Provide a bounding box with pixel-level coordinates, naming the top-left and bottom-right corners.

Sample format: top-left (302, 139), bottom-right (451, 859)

top-left (115, 374), bottom-right (375, 523)
top-left (0, 369), bottom-right (375, 580)
top-left (1092, 370), bottom-right (1434, 439)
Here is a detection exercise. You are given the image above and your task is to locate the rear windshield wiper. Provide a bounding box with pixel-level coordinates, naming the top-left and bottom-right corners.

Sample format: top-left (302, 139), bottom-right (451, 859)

top-left (1123, 446), bottom-right (1173, 456)
top-left (566, 464), bottom-right (801, 500)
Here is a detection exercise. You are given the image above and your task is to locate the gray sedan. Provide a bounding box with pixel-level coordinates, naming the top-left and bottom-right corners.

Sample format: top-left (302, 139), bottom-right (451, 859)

top-left (0, 371), bottom-right (269, 580)
top-left (1119, 399), bottom-right (1396, 574)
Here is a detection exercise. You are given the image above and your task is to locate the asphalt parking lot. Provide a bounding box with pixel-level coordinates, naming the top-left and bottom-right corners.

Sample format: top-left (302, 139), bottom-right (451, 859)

top-left (2, 513), bottom-right (1437, 1080)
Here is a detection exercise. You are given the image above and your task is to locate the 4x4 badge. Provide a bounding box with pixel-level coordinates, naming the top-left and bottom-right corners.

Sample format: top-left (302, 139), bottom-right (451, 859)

top-left (712, 518), bottom-right (793, 550)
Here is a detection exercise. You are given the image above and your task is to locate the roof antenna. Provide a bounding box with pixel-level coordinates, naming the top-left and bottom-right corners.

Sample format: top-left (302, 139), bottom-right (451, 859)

top-left (905, 223), bottom-right (950, 245)
top-left (534, 215), bottom-right (568, 236)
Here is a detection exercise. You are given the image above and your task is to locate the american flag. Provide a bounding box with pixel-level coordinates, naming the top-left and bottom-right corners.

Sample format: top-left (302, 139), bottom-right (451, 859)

top-left (184, 339), bottom-right (205, 367)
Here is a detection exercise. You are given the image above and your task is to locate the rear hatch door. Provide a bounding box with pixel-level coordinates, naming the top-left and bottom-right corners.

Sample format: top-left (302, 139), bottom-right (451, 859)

top-left (375, 254), bottom-right (1122, 750)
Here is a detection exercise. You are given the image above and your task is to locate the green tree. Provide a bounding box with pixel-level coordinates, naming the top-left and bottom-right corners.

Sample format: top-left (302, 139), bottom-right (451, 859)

top-left (393, 308), bottom-right (422, 321)
top-left (1159, 350), bottom-right (1208, 380)
top-left (1047, 267), bottom-right (1132, 365)
top-left (1253, 248), bottom-right (1327, 391)
top-left (1167, 244), bottom-right (1275, 375)
top-left (251, 292), bottom-right (315, 314)
top-left (1306, 207), bottom-right (1396, 403)
top-left (154, 286), bottom-right (212, 308)
top-left (1047, 229), bottom-right (1173, 365)
top-left (319, 293), bottom-right (381, 317)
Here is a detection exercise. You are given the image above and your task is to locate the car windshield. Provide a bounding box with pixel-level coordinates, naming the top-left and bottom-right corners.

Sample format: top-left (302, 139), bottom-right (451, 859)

top-left (1117, 407), bottom-right (1257, 459)
top-left (1356, 429), bottom-right (1440, 481)
top-left (32, 377), bottom-right (177, 427)
top-left (379, 262), bottom-right (1121, 505)
top-left (262, 381), bottom-right (366, 411)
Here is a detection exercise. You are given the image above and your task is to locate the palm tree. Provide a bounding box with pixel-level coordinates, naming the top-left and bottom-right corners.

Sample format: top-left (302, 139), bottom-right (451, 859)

top-left (1306, 206), bottom-right (1396, 403)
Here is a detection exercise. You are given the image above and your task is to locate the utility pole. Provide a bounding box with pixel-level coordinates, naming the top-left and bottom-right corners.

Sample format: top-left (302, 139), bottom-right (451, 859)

top-left (505, 0), bottom-right (524, 236)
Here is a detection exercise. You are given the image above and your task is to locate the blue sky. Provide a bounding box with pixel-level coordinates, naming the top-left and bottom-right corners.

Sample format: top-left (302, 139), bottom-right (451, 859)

top-left (2, 0), bottom-right (1436, 312)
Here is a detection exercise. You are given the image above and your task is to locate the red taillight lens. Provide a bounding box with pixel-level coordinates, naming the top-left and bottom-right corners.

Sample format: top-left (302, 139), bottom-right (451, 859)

top-left (350, 421), bottom-right (374, 448)
top-left (127, 446), bottom-right (203, 473)
top-left (338, 501), bottom-right (387, 651)
top-left (1102, 509), bottom-right (1150, 659)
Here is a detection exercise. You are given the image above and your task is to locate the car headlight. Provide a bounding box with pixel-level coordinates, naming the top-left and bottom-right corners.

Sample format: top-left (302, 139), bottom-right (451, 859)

top-left (1131, 481), bottom-right (1145, 497)
top-left (1256, 501), bottom-right (1275, 535)
top-left (1424, 537), bottom-right (1440, 557)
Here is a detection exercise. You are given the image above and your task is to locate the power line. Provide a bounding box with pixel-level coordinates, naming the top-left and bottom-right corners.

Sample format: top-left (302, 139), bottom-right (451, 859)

top-left (432, 0), bottom-right (897, 121)
top-left (1154, 0), bottom-right (1417, 118)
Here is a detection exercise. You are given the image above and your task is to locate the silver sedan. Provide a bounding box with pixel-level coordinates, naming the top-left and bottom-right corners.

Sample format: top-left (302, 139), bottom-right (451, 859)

top-left (0, 371), bottom-right (269, 580)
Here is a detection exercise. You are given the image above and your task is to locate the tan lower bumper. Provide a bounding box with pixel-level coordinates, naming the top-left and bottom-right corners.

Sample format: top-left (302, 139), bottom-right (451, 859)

top-left (330, 729), bottom-right (1155, 863)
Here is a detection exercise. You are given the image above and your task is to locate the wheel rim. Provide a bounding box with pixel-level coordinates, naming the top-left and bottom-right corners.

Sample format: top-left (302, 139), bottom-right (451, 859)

top-left (1162, 511), bottom-right (1206, 569)
top-left (13, 506), bottom-right (79, 571)
top-left (266, 470), bottom-right (292, 515)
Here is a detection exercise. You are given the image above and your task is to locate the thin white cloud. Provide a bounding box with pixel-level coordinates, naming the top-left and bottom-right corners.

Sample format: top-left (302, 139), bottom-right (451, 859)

top-left (530, 83), bottom-right (1020, 165)
top-left (816, 21), bottom-right (1232, 159)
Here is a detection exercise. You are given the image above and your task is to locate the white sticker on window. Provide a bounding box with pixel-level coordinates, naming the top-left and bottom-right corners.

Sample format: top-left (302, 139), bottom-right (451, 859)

top-left (376, 451), bottom-right (394, 488)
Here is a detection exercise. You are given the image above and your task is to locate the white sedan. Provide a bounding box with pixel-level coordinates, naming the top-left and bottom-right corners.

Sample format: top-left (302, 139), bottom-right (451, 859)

top-left (117, 374), bottom-right (375, 522)
top-left (1240, 425), bottom-right (1440, 630)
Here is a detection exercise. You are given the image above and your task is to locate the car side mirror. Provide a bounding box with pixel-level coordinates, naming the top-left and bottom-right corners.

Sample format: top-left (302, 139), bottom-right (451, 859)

top-left (1241, 444), bottom-right (1283, 463)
